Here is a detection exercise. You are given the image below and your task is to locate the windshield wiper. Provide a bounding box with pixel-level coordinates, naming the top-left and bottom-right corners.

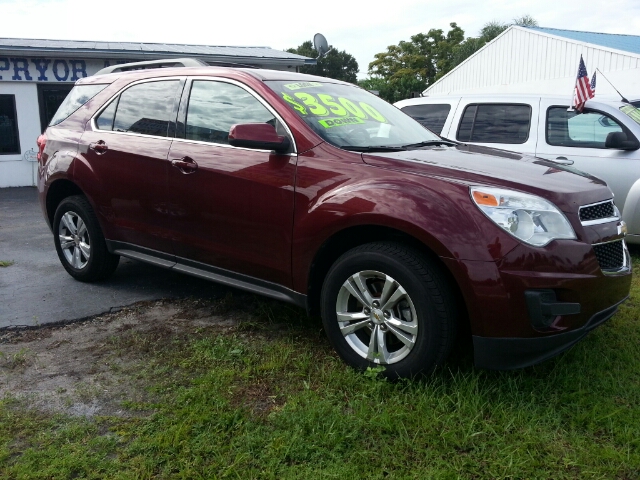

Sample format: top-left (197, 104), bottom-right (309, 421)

top-left (401, 139), bottom-right (457, 149)
top-left (339, 145), bottom-right (407, 152)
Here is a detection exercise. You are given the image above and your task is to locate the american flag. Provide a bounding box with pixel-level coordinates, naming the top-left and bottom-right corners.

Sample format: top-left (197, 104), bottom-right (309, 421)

top-left (591, 71), bottom-right (597, 95)
top-left (573, 55), bottom-right (594, 112)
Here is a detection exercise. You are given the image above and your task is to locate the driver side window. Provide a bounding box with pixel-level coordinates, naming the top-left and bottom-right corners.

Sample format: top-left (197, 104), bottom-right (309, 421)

top-left (547, 107), bottom-right (624, 148)
top-left (185, 81), bottom-right (279, 145)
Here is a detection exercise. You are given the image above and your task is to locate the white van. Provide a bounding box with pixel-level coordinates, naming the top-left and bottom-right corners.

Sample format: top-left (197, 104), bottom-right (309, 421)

top-left (395, 95), bottom-right (640, 244)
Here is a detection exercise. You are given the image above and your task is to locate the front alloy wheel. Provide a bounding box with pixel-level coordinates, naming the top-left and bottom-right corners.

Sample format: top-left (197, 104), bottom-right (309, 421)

top-left (336, 270), bottom-right (418, 364)
top-left (321, 242), bottom-right (457, 379)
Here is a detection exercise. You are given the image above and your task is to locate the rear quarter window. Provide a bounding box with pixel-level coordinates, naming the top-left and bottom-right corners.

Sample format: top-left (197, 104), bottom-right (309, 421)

top-left (457, 103), bottom-right (531, 144)
top-left (49, 84), bottom-right (108, 126)
top-left (400, 104), bottom-right (451, 134)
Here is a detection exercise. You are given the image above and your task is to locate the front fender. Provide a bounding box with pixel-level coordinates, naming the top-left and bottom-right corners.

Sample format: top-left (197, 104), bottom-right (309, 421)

top-left (291, 152), bottom-right (519, 292)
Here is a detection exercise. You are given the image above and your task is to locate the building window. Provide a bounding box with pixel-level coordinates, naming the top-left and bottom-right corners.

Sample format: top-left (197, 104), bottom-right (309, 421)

top-left (0, 95), bottom-right (20, 155)
top-left (457, 104), bottom-right (531, 144)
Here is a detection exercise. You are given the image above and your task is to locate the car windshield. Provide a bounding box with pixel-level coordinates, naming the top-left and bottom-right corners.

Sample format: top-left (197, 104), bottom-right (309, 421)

top-left (620, 104), bottom-right (640, 126)
top-left (265, 80), bottom-right (441, 150)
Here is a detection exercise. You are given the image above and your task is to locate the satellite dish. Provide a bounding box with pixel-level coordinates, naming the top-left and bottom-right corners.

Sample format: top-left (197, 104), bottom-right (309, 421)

top-left (313, 33), bottom-right (331, 58)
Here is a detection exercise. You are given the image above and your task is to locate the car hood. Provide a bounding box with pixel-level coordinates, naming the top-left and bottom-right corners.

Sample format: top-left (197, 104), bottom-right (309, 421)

top-left (362, 143), bottom-right (611, 209)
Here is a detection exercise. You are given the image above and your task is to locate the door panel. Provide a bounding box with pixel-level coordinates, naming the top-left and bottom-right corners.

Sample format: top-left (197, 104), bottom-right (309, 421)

top-left (167, 141), bottom-right (296, 286)
top-left (80, 130), bottom-right (174, 253)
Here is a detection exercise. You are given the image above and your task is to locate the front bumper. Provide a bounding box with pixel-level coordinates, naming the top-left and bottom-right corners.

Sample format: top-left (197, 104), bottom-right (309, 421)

top-left (472, 297), bottom-right (627, 370)
top-left (441, 238), bottom-right (632, 370)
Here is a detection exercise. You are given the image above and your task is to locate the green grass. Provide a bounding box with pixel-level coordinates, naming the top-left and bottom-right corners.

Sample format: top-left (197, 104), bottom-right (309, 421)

top-left (2, 257), bottom-right (640, 479)
top-left (0, 260), bottom-right (14, 267)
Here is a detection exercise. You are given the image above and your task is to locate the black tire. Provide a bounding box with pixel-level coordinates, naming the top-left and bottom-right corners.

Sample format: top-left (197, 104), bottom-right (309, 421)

top-left (321, 242), bottom-right (457, 379)
top-left (53, 195), bottom-right (119, 282)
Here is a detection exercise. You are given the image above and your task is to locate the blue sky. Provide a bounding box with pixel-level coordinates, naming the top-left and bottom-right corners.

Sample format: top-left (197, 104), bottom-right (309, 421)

top-left (2, 0), bottom-right (639, 78)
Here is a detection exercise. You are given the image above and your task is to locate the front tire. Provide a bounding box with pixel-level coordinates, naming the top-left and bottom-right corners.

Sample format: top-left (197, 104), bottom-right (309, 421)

top-left (53, 195), bottom-right (119, 282)
top-left (321, 242), bottom-right (457, 379)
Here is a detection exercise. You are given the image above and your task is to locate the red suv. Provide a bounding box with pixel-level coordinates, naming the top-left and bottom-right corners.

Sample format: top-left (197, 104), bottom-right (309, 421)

top-left (37, 59), bottom-right (631, 378)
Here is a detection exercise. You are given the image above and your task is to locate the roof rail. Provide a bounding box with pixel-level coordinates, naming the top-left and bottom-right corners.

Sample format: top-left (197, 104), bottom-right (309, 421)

top-left (94, 58), bottom-right (209, 76)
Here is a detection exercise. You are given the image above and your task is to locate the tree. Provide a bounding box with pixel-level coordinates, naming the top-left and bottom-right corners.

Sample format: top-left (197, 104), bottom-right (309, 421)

top-left (366, 23), bottom-right (465, 102)
top-left (287, 41), bottom-right (359, 83)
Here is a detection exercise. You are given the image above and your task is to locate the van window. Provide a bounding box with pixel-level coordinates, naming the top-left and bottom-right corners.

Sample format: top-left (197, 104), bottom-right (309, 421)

top-left (457, 104), bottom-right (531, 144)
top-left (400, 104), bottom-right (451, 134)
top-left (547, 107), bottom-right (624, 148)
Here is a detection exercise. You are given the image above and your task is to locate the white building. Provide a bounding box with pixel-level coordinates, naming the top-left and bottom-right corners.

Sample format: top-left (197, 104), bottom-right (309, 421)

top-left (0, 38), bottom-right (314, 187)
top-left (424, 26), bottom-right (640, 99)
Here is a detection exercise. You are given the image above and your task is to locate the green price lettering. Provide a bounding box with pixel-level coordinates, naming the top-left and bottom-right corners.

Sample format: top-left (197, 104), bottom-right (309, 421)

top-left (338, 98), bottom-right (367, 119)
top-left (360, 102), bottom-right (386, 123)
top-left (317, 94), bottom-right (348, 116)
top-left (294, 92), bottom-right (329, 116)
top-left (282, 94), bottom-right (307, 115)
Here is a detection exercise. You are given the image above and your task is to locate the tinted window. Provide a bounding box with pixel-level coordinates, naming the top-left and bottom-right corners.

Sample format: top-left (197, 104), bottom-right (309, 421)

top-left (185, 81), bottom-right (276, 145)
top-left (401, 104), bottom-right (451, 134)
top-left (457, 104), bottom-right (531, 144)
top-left (0, 95), bottom-right (20, 155)
top-left (113, 81), bottom-right (181, 137)
top-left (547, 107), bottom-right (624, 148)
top-left (49, 84), bottom-right (107, 126)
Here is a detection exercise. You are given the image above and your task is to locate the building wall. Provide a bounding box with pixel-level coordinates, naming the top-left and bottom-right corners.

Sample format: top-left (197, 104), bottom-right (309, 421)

top-left (424, 27), bottom-right (640, 97)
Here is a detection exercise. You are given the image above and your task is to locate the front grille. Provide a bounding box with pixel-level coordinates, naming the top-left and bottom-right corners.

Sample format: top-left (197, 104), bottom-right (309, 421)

top-left (593, 240), bottom-right (625, 270)
top-left (579, 201), bottom-right (615, 223)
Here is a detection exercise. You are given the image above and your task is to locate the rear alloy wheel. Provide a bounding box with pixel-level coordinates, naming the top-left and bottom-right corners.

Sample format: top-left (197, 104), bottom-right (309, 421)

top-left (321, 242), bottom-right (457, 379)
top-left (53, 196), bottom-right (119, 282)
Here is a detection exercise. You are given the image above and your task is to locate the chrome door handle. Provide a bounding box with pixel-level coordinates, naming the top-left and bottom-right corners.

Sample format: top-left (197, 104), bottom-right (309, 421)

top-left (89, 140), bottom-right (108, 154)
top-left (553, 157), bottom-right (574, 165)
top-left (171, 157), bottom-right (198, 174)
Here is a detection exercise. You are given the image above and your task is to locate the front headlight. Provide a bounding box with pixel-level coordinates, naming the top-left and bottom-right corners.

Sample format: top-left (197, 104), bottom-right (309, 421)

top-left (470, 187), bottom-right (576, 247)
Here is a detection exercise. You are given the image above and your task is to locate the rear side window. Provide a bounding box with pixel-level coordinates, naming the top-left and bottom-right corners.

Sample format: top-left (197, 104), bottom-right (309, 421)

top-left (49, 84), bottom-right (107, 126)
top-left (185, 80), bottom-right (276, 145)
top-left (112, 81), bottom-right (181, 137)
top-left (457, 104), bottom-right (531, 144)
top-left (547, 107), bottom-right (624, 148)
top-left (400, 104), bottom-right (451, 134)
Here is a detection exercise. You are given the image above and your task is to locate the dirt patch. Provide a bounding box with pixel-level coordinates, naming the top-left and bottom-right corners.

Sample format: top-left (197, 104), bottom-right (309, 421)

top-left (0, 298), bottom-right (242, 418)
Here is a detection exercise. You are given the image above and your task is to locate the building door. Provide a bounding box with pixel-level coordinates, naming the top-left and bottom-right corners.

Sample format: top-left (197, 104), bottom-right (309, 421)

top-left (37, 84), bottom-right (73, 132)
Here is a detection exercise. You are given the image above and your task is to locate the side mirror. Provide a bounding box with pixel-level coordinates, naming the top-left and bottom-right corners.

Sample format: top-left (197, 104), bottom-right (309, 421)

top-left (228, 123), bottom-right (291, 154)
top-left (605, 131), bottom-right (640, 150)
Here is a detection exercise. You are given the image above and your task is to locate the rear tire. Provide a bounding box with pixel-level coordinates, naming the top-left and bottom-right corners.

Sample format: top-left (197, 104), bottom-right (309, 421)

top-left (53, 195), bottom-right (119, 282)
top-left (321, 242), bottom-right (457, 379)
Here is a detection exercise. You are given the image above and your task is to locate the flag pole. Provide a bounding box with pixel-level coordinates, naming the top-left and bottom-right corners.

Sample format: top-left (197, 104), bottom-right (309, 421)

top-left (568, 54), bottom-right (581, 112)
top-left (595, 68), bottom-right (629, 103)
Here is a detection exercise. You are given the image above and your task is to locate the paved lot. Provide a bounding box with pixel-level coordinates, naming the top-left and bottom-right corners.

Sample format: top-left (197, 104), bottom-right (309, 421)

top-left (0, 187), bottom-right (225, 328)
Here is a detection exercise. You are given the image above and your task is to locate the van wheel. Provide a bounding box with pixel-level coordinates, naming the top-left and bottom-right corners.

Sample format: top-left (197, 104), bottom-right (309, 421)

top-left (53, 195), bottom-right (119, 282)
top-left (321, 242), bottom-right (457, 379)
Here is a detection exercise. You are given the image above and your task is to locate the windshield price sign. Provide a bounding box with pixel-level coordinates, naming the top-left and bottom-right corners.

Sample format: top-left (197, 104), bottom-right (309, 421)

top-left (280, 90), bottom-right (388, 128)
